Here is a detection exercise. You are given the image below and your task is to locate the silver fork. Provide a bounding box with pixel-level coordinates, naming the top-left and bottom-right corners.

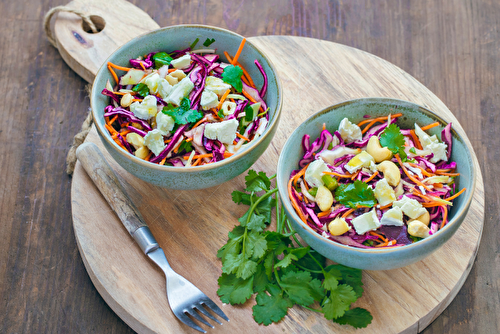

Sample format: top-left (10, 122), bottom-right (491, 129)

top-left (76, 142), bottom-right (229, 333)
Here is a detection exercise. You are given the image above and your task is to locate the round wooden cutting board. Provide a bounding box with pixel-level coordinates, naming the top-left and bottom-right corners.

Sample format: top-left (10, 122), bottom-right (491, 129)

top-left (71, 36), bottom-right (484, 334)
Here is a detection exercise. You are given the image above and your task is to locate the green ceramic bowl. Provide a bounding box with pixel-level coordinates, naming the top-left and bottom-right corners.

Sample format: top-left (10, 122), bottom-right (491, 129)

top-left (277, 98), bottom-right (476, 270)
top-left (91, 25), bottom-right (282, 189)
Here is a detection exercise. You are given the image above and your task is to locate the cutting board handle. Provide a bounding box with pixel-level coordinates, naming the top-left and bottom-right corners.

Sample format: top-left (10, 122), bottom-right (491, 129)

top-left (46, 0), bottom-right (159, 83)
top-left (76, 142), bottom-right (147, 235)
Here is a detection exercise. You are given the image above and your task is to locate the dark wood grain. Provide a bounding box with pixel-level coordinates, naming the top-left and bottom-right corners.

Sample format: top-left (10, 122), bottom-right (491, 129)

top-left (0, 0), bottom-right (498, 333)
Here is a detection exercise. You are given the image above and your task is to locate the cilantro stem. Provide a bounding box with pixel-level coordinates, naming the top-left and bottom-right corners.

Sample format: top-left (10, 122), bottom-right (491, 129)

top-left (245, 188), bottom-right (278, 226)
top-left (301, 305), bottom-right (322, 313)
top-left (294, 263), bottom-right (323, 274)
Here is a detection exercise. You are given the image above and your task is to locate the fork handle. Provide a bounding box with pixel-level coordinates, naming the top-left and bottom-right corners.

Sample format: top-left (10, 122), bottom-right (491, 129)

top-left (76, 142), bottom-right (149, 239)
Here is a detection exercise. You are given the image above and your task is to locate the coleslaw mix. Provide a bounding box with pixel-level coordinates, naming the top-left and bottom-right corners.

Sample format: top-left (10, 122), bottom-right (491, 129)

top-left (288, 113), bottom-right (466, 248)
top-left (101, 38), bottom-right (269, 167)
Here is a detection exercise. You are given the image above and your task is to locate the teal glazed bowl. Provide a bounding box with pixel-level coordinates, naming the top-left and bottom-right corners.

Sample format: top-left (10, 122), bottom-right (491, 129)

top-left (91, 25), bottom-right (282, 189)
top-left (276, 98), bottom-right (476, 270)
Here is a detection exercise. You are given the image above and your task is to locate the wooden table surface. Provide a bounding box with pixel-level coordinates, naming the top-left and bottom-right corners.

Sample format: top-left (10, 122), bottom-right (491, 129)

top-left (0, 1), bottom-right (498, 333)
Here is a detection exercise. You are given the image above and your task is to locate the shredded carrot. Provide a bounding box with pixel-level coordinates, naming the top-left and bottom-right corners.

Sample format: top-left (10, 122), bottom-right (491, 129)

top-left (139, 62), bottom-right (146, 71)
top-left (364, 171), bottom-right (379, 183)
top-left (109, 115), bottom-right (119, 125)
top-left (420, 122), bottom-right (440, 131)
top-left (341, 208), bottom-right (356, 218)
top-left (242, 90), bottom-right (257, 103)
top-left (119, 130), bottom-right (131, 137)
top-left (322, 123), bottom-right (326, 131)
top-left (435, 171), bottom-right (461, 176)
top-left (357, 113), bottom-right (403, 127)
top-left (435, 168), bottom-right (453, 173)
top-left (191, 117), bottom-right (207, 130)
top-left (440, 205), bottom-right (448, 229)
top-left (191, 157), bottom-right (202, 166)
top-left (288, 177), bottom-right (308, 223)
top-left (231, 38), bottom-right (246, 65)
top-left (351, 171), bottom-right (360, 181)
top-left (375, 241), bottom-right (389, 247)
top-left (223, 152), bottom-right (233, 158)
top-left (217, 89), bottom-right (231, 109)
top-left (317, 211), bottom-right (331, 218)
top-left (132, 98), bottom-right (143, 102)
top-left (422, 203), bottom-right (446, 208)
top-left (159, 156), bottom-right (168, 165)
top-left (292, 164), bottom-right (309, 188)
top-left (379, 203), bottom-right (393, 210)
top-left (224, 51), bottom-right (233, 63)
top-left (236, 133), bottom-right (250, 142)
top-left (443, 188), bottom-right (466, 201)
top-left (107, 65), bottom-right (119, 85)
top-left (409, 130), bottom-right (423, 150)
top-left (107, 62), bottom-right (132, 72)
top-left (144, 151), bottom-right (153, 161)
top-left (369, 231), bottom-right (388, 243)
top-left (395, 154), bottom-right (432, 191)
top-left (234, 61), bottom-right (255, 88)
top-left (105, 123), bottom-right (118, 135)
top-left (361, 119), bottom-right (378, 134)
top-left (408, 163), bottom-right (434, 177)
top-left (323, 171), bottom-right (352, 178)
top-left (168, 68), bottom-right (177, 73)
top-left (185, 137), bottom-right (193, 142)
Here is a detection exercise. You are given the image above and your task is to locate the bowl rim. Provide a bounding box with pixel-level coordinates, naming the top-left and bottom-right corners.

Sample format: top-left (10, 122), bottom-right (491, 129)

top-left (90, 24), bottom-right (283, 173)
top-left (277, 97), bottom-right (477, 254)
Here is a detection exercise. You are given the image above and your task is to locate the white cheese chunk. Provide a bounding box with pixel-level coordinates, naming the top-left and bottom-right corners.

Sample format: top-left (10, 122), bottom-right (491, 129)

top-left (165, 77), bottom-right (194, 106)
top-left (393, 195), bottom-right (427, 219)
top-left (157, 79), bottom-right (173, 100)
top-left (143, 73), bottom-right (162, 94)
top-left (374, 178), bottom-right (396, 207)
top-left (200, 90), bottom-right (219, 110)
top-left (351, 209), bottom-right (381, 235)
top-left (205, 76), bottom-right (232, 97)
top-left (156, 112), bottom-right (175, 136)
top-left (338, 118), bottom-right (362, 143)
top-left (380, 207), bottom-right (404, 226)
top-left (304, 158), bottom-right (330, 188)
top-left (414, 123), bottom-right (448, 163)
top-left (119, 69), bottom-right (145, 85)
top-left (318, 147), bottom-right (360, 165)
top-left (130, 95), bottom-right (158, 120)
top-left (204, 119), bottom-right (239, 144)
top-left (345, 151), bottom-right (375, 174)
top-left (144, 129), bottom-right (165, 156)
top-left (171, 54), bottom-right (192, 69)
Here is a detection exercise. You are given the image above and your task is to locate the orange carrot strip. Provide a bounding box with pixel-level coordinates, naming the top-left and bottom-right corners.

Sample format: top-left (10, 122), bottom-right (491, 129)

top-left (105, 123), bottom-right (118, 135)
top-left (191, 157), bottom-right (202, 166)
top-left (236, 133), bottom-right (250, 142)
top-left (107, 62), bottom-right (132, 72)
top-left (409, 130), bottom-right (423, 150)
top-left (231, 38), bottom-right (246, 65)
top-left (440, 205), bottom-right (448, 229)
top-left (144, 151), bottom-right (153, 161)
top-left (217, 89), bottom-right (231, 109)
top-left (341, 208), bottom-right (356, 218)
top-left (357, 113), bottom-right (403, 127)
top-left (139, 62), bottom-right (146, 71)
top-left (351, 171), bottom-right (360, 180)
top-left (379, 203), bottom-right (393, 210)
top-left (435, 168), bottom-right (453, 173)
top-left (361, 119), bottom-right (378, 134)
top-left (235, 61), bottom-right (255, 88)
top-left (435, 171), bottom-right (461, 176)
top-left (317, 211), bottom-right (331, 218)
top-left (242, 90), bottom-right (257, 103)
top-left (443, 188), bottom-right (466, 201)
top-left (191, 117), bottom-right (207, 130)
top-left (132, 98), bottom-right (143, 102)
top-left (185, 137), bottom-right (193, 142)
top-left (408, 163), bottom-right (434, 177)
top-left (223, 152), bottom-right (233, 158)
top-left (420, 122), bottom-right (440, 131)
top-left (364, 171), bottom-right (379, 183)
top-left (323, 171), bottom-right (352, 178)
top-left (159, 156), bottom-right (168, 165)
top-left (369, 231), bottom-right (388, 243)
top-left (395, 154), bottom-right (432, 191)
top-left (109, 115), bottom-right (119, 125)
top-left (292, 164), bottom-right (310, 188)
top-left (107, 65), bottom-right (119, 85)
top-left (288, 177), bottom-right (308, 223)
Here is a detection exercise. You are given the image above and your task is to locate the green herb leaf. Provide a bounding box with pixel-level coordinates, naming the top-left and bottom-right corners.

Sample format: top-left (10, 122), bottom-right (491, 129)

top-left (322, 284), bottom-right (358, 320)
top-left (217, 274), bottom-right (254, 304)
top-left (162, 98), bottom-right (203, 125)
top-left (328, 264), bottom-right (364, 298)
top-left (245, 170), bottom-right (272, 192)
top-left (323, 267), bottom-right (342, 291)
top-left (203, 38), bottom-right (216, 47)
top-left (280, 271), bottom-right (324, 306)
top-left (253, 263), bottom-right (273, 293)
top-left (380, 123), bottom-right (407, 160)
top-left (152, 52), bottom-right (173, 69)
top-left (132, 83), bottom-right (149, 97)
top-left (244, 104), bottom-right (255, 122)
top-left (334, 180), bottom-right (377, 208)
top-left (333, 307), bottom-right (374, 328)
top-left (253, 289), bottom-right (292, 325)
top-left (222, 65), bottom-right (244, 92)
top-left (409, 147), bottom-right (417, 154)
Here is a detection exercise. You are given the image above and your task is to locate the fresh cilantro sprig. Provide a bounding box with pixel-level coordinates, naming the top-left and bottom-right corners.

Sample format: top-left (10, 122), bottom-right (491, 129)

top-left (217, 170), bottom-right (373, 328)
top-left (334, 180), bottom-right (377, 209)
top-left (132, 83), bottom-right (150, 97)
top-left (380, 123), bottom-right (407, 160)
top-left (162, 97), bottom-right (203, 125)
top-left (152, 52), bottom-right (173, 69)
top-left (222, 65), bottom-right (244, 92)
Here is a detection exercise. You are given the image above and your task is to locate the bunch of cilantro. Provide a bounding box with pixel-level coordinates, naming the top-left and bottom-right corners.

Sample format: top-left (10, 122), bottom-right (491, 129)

top-left (217, 170), bottom-right (372, 328)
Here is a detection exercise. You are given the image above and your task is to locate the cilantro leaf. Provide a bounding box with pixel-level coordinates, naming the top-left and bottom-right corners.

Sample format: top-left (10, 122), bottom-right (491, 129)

top-left (253, 290), bottom-right (292, 325)
top-left (245, 231), bottom-right (268, 259)
top-left (177, 140), bottom-right (193, 153)
top-left (275, 253), bottom-right (298, 269)
top-left (328, 264), bottom-right (364, 298)
top-left (380, 123), bottom-right (407, 160)
top-left (217, 274), bottom-right (254, 304)
top-left (203, 38), bottom-right (216, 47)
top-left (323, 267), bottom-right (342, 291)
top-left (334, 180), bottom-right (377, 208)
top-left (280, 271), bottom-right (324, 306)
top-left (222, 65), bottom-right (244, 92)
top-left (236, 258), bottom-right (258, 279)
top-left (322, 284), bottom-right (358, 320)
top-left (295, 250), bottom-right (325, 280)
top-left (152, 52), bottom-right (173, 69)
top-left (333, 307), bottom-right (374, 328)
top-left (132, 83), bottom-right (149, 97)
top-left (162, 98), bottom-right (203, 125)
top-left (245, 104), bottom-right (256, 122)
top-left (253, 263), bottom-right (273, 293)
top-left (238, 209), bottom-right (267, 232)
top-left (245, 170), bottom-right (271, 192)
